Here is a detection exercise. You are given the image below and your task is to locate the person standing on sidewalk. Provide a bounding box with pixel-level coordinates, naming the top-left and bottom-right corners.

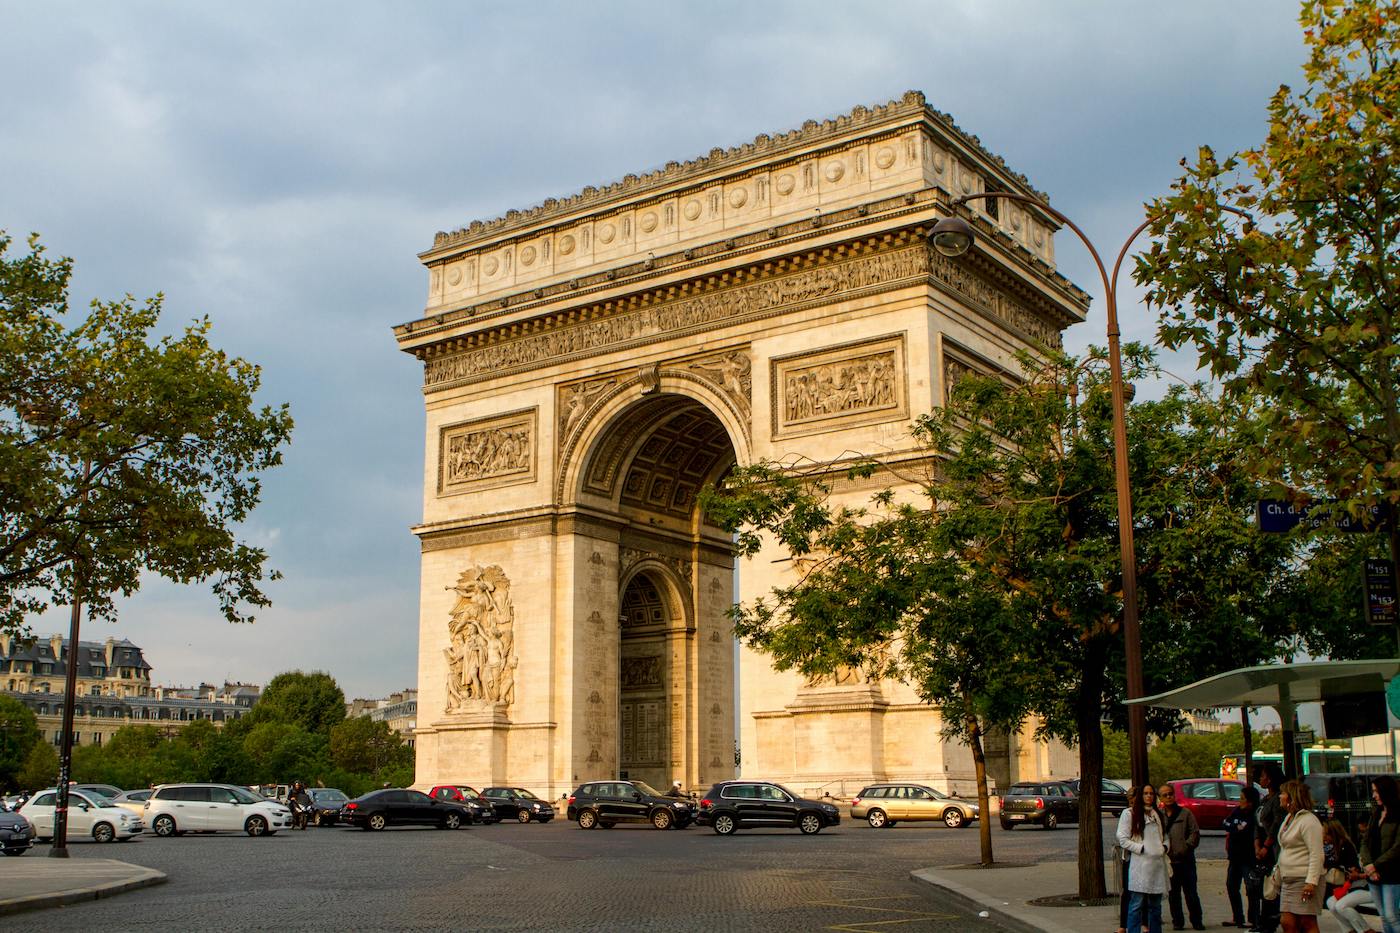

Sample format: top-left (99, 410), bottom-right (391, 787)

top-left (1118, 783), bottom-right (1169, 933)
top-left (1275, 779), bottom-right (1324, 933)
top-left (1222, 785), bottom-right (1261, 929)
top-left (1361, 775), bottom-right (1400, 933)
top-left (1255, 762), bottom-right (1288, 933)
top-left (1159, 784), bottom-right (1204, 930)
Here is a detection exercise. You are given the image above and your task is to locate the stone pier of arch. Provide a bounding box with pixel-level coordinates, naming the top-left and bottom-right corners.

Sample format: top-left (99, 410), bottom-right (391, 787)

top-left (395, 92), bottom-right (1088, 799)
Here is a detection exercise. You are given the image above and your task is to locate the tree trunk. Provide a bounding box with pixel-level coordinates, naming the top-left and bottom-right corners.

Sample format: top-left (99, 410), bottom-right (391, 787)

top-left (966, 707), bottom-right (994, 866)
top-left (1076, 641), bottom-right (1108, 899)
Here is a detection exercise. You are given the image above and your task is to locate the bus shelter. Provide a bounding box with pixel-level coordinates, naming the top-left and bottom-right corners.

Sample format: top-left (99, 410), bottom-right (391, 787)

top-left (1124, 659), bottom-right (1400, 778)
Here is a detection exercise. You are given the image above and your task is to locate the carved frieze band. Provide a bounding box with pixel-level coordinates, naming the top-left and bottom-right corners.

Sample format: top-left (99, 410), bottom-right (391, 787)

top-left (424, 247), bottom-right (925, 389)
top-left (772, 335), bottom-right (907, 438)
top-left (438, 409), bottom-right (537, 496)
top-left (927, 250), bottom-right (1063, 350)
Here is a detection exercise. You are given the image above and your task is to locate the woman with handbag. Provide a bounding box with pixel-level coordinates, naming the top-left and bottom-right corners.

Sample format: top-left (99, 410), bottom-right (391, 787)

top-left (1361, 775), bottom-right (1400, 933)
top-left (1274, 779), bottom-right (1325, 933)
top-left (1324, 819), bottom-right (1377, 933)
top-left (1117, 783), bottom-right (1168, 933)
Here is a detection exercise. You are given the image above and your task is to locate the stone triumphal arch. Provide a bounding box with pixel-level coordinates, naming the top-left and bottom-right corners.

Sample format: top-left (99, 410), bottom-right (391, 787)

top-left (396, 92), bottom-right (1088, 797)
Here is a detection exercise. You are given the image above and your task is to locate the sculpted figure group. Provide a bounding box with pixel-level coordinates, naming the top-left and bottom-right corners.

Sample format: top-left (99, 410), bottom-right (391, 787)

top-left (443, 565), bottom-right (518, 712)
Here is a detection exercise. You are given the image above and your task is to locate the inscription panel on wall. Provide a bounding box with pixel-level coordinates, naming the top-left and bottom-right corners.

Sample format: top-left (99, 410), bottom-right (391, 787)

top-left (771, 335), bottom-right (907, 438)
top-left (438, 408), bottom-right (537, 496)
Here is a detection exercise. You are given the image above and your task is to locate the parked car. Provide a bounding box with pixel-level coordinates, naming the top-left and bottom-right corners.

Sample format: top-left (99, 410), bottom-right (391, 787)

top-left (341, 788), bottom-right (474, 831)
top-left (849, 782), bottom-right (978, 829)
top-left (305, 788), bottom-right (350, 826)
top-left (566, 780), bottom-right (694, 830)
top-left (427, 784), bottom-right (498, 824)
top-left (1066, 778), bottom-right (1130, 817)
top-left (145, 783), bottom-right (291, 837)
top-left (1166, 778), bottom-right (1252, 831)
top-left (75, 783), bottom-right (123, 800)
top-left (110, 789), bottom-right (153, 817)
top-left (696, 780), bottom-right (841, 835)
top-left (482, 786), bottom-right (555, 823)
top-left (19, 788), bottom-right (144, 842)
top-left (999, 781), bottom-right (1079, 830)
top-left (0, 809), bottom-right (34, 855)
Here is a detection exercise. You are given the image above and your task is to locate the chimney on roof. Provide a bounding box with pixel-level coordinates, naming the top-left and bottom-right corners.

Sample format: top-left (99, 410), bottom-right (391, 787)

top-left (105, 637), bottom-right (116, 669)
top-left (49, 634), bottom-right (63, 659)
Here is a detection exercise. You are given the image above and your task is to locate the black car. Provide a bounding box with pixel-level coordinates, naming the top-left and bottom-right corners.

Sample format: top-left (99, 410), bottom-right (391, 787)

top-left (305, 788), bottom-right (350, 826)
top-left (1066, 777), bottom-right (1130, 818)
top-left (696, 780), bottom-right (841, 836)
top-left (482, 786), bottom-right (555, 823)
top-left (999, 781), bottom-right (1079, 830)
top-left (341, 788), bottom-right (474, 831)
top-left (566, 780), bottom-right (694, 830)
top-left (428, 785), bottom-right (499, 824)
top-left (0, 810), bottom-right (33, 856)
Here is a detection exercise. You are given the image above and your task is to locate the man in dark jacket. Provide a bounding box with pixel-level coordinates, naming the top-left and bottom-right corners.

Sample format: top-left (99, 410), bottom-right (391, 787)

top-left (1159, 784), bottom-right (1204, 930)
top-left (1253, 762), bottom-right (1287, 933)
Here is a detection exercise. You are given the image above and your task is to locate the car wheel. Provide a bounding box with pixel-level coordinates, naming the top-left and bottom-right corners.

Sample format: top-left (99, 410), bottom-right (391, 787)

top-left (245, 815), bottom-right (269, 837)
top-left (516, 809), bottom-right (531, 824)
top-left (442, 812), bottom-right (462, 830)
top-left (713, 813), bottom-right (737, 835)
top-left (651, 808), bottom-right (674, 830)
top-left (999, 818), bottom-right (1013, 831)
top-left (943, 809), bottom-right (965, 829)
top-left (91, 822), bottom-right (116, 843)
top-left (577, 809), bottom-right (598, 830)
top-left (1043, 813), bottom-right (1058, 830)
top-left (153, 814), bottom-right (177, 837)
top-left (866, 808), bottom-right (887, 829)
top-left (798, 812), bottom-right (822, 835)
top-left (368, 813), bottom-right (388, 831)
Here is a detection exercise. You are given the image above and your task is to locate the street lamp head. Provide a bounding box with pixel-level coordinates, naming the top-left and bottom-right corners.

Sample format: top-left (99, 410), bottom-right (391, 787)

top-left (928, 216), bottom-right (976, 258)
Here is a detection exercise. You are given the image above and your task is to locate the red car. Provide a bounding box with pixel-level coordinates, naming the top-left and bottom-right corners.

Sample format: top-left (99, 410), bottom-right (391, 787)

top-left (427, 784), bottom-right (499, 824)
top-left (1166, 779), bottom-right (1252, 830)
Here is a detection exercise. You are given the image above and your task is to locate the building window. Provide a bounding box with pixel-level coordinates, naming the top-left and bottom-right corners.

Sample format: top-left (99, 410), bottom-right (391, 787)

top-left (52, 732), bottom-right (62, 746)
top-left (39, 683), bottom-right (51, 694)
top-left (38, 704), bottom-right (48, 716)
top-left (93, 733), bottom-right (102, 745)
top-left (90, 685), bottom-right (101, 696)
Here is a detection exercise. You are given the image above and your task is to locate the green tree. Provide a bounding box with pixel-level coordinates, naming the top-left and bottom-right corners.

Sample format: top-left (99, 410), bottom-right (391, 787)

top-left (1138, 1), bottom-right (1400, 582)
top-left (241, 721), bottom-right (329, 783)
top-left (0, 696), bottom-right (41, 790)
top-left (329, 716), bottom-right (412, 780)
top-left (245, 671), bottom-right (346, 736)
top-left (0, 232), bottom-right (293, 635)
top-left (16, 741), bottom-right (57, 791)
top-left (705, 348), bottom-right (1301, 896)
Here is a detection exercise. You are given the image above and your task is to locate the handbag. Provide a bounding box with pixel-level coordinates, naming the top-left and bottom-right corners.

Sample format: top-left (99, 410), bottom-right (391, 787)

top-left (1324, 866), bottom-right (1347, 886)
top-left (1263, 864), bottom-right (1281, 901)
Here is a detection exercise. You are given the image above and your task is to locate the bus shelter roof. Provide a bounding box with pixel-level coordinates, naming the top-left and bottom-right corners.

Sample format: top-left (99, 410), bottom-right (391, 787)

top-left (1123, 659), bottom-right (1400, 710)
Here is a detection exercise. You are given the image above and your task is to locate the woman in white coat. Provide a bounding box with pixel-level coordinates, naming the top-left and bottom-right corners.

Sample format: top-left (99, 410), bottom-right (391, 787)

top-left (1117, 783), bottom-right (1169, 933)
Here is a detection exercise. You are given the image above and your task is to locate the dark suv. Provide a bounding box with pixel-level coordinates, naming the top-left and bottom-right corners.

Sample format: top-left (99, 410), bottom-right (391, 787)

top-left (999, 781), bottom-right (1079, 830)
top-left (566, 780), bottom-right (694, 830)
top-left (697, 780), bottom-right (841, 835)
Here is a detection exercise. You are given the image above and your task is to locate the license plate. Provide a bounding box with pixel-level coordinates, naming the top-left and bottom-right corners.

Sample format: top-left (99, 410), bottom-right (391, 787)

top-left (1008, 813), bottom-right (1025, 820)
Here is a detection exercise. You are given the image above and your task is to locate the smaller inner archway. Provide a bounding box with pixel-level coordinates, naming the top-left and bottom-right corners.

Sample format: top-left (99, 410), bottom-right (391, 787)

top-left (618, 569), bottom-right (681, 789)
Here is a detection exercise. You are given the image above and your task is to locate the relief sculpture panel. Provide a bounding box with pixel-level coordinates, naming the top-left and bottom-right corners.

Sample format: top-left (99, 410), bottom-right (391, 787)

top-left (772, 335), bottom-right (907, 438)
top-left (439, 409), bottom-right (536, 495)
top-left (443, 565), bottom-right (518, 712)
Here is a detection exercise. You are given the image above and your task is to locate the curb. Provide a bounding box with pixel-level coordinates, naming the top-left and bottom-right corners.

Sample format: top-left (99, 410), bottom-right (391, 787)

top-left (0, 865), bottom-right (167, 917)
top-left (909, 867), bottom-right (1080, 933)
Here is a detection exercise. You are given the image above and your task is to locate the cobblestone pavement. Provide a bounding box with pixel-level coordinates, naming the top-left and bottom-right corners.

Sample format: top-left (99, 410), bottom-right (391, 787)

top-left (8, 816), bottom-right (1090, 931)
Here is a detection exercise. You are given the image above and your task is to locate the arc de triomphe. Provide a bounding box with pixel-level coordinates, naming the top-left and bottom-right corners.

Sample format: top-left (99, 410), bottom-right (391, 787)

top-left (395, 92), bottom-right (1087, 797)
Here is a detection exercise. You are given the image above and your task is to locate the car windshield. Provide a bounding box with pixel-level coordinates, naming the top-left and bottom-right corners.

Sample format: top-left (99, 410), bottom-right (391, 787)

top-left (771, 784), bottom-right (798, 800)
top-left (632, 781), bottom-right (663, 797)
top-left (310, 789), bottom-right (347, 802)
top-left (458, 787), bottom-right (482, 797)
top-left (78, 793), bottom-right (121, 809)
top-left (928, 788), bottom-right (947, 799)
top-left (514, 789), bottom-right (538, 799)
top-left (227, 787), bottom-right (261, 805)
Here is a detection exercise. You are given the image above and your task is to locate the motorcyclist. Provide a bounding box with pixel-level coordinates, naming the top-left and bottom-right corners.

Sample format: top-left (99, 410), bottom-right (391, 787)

top-left (289, 781), bottom-right (313, 830)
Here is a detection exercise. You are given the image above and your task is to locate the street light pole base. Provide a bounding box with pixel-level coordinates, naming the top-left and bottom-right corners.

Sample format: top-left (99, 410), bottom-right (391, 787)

top-left (47, 847), bottom-right (70, 858)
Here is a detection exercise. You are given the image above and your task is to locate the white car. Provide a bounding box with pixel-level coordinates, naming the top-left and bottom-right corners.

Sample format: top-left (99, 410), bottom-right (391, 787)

top-left (145, 783), bottom-right (292, 837)
top-left (19, 788), bottom-right (144, 842)
top-left (110, 789), bottom-right (153, 817)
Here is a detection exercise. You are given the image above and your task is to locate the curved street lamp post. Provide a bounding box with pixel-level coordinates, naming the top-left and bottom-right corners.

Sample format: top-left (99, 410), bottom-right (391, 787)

top-left (930, 195), bottom-right (1168, 790)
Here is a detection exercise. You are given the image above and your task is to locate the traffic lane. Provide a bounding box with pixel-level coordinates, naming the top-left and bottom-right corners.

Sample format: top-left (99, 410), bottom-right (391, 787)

top-left (8, 821), bottom-right (1034, 931)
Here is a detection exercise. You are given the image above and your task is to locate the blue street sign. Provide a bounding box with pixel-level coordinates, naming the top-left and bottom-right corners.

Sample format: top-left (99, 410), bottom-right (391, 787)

top-left (1255, 499), bottom-right (1389, 534)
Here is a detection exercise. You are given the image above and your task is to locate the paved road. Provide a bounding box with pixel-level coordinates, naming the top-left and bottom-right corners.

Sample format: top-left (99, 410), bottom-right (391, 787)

top-left (10, 814), bottom-right (1092, 931)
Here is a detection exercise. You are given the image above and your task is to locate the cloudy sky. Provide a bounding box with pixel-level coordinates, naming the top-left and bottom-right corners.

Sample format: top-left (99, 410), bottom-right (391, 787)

top-left (2, 2), bottom-right (1308, 701)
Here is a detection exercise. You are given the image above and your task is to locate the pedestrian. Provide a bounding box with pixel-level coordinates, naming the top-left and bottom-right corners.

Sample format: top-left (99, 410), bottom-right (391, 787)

top-left (1117, 782), bottom-right (1169, 933)
top-left (1116, 785), bottom-right (1142, 933)
top-left (1361, 774), bottom-right (1400, 933)
top-left (1222, 785), bottom-right (1261, 929)
top-left (1323, 818), bottom-right (1375, 933)
top-left (1275, 779), bottom-right (1325, 933)
top-left (1158, 784), bottom-right (1204, 930)
top-left (1255, 761), bottom-right (1288, 933)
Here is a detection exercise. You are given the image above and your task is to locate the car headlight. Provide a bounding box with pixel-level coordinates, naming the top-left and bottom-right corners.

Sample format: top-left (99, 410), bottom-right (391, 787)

top-left (672, 801), bottom-right (686, 808)
top-left (531, 803), bottom-right (541, 810)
